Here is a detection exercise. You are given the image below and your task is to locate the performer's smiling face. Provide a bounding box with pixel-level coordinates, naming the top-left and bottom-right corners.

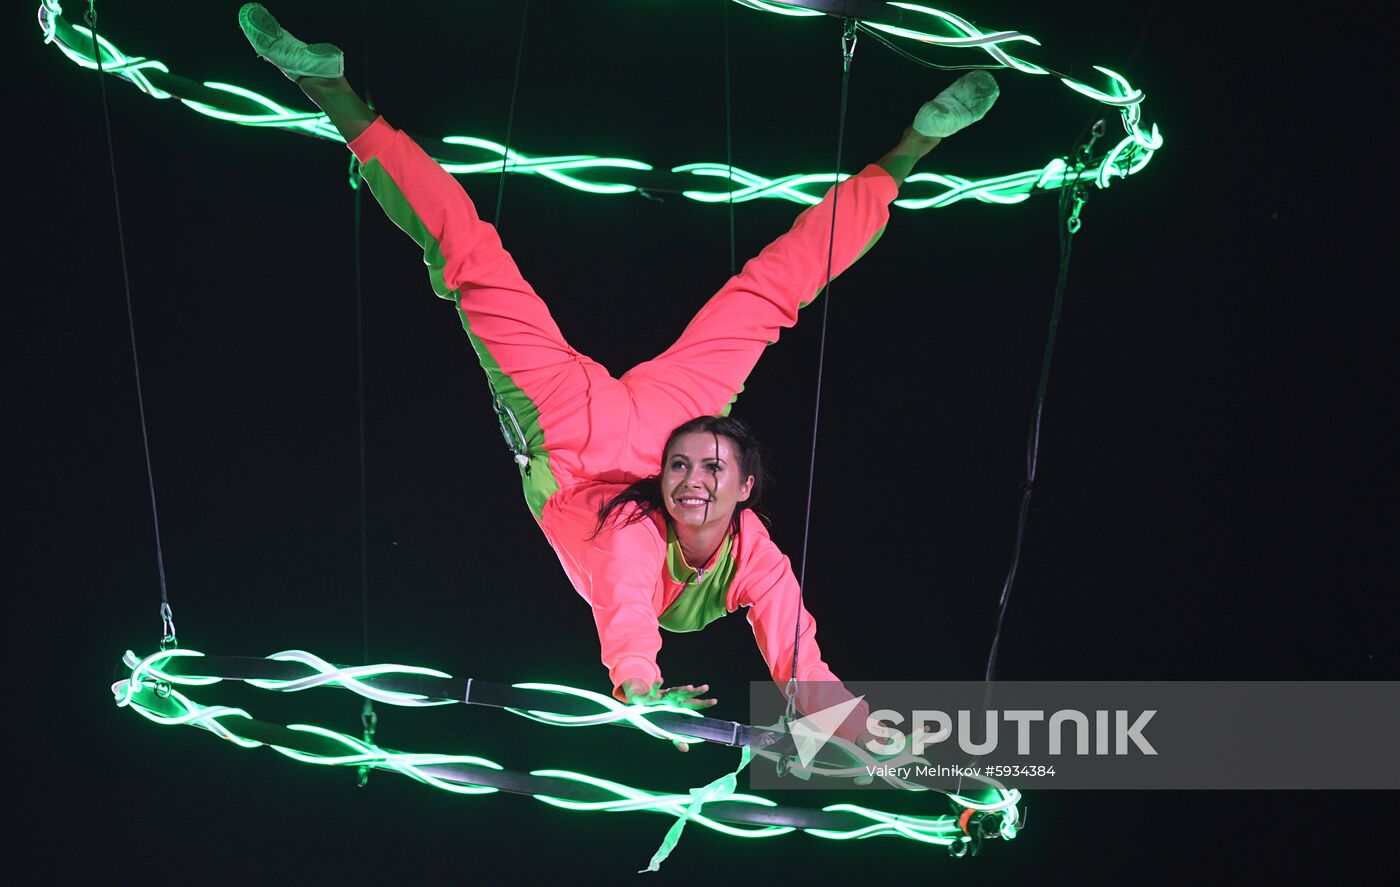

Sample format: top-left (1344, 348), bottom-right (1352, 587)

top-left (662, 432), bottom-right (755, 532)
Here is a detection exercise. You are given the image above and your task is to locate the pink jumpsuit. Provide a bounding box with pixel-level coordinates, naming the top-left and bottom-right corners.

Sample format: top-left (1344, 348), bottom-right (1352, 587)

top-left (350, 118), bottom-right (896, 736)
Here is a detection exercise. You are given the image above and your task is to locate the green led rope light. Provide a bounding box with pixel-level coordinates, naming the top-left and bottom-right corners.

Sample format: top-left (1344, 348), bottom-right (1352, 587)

top-left (37, 1), bottom-right (1160, 209)
top-left (439, 136), bottom-right (650, 196)
top-left (242, 649), bottom-right (457, 704)
top-left (125, 646), bottom-right (1013, 806)
top-left (116, 648), bottom-right (1017, 820)
top-left (507, 682), bottom-right (705, 743)
top-left (113, 647), bottom-right (1019, 851)
top-left (121, 650), bottom-right (704, 740)
top-left (530, 767), bottom-right (793, 838)
top-left (183, 81), bottom-right (343, 141)
top-left (37, 0), bottom-right (170, 97)
top-left (120, 647), bottom-right (1015, 807)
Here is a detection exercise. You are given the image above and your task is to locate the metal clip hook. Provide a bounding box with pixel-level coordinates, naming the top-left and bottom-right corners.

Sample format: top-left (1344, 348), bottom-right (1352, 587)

top-left (774, 677), bottom-right (802, 777)
top-left (1067, 190), bottom-right (1087, 234)
top-left (493, 394), bottom-right (533, 476)
top-left (158, 602), bottom-right (178, 651)
top-left (357, 700), bottom-right (378, 787)
top-left (1077, 119), bottom-right (1108, 165)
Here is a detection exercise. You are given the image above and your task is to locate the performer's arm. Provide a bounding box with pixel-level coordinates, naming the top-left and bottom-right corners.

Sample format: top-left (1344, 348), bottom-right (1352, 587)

top-left (583, 520), bottom-right (667, 703)
top-left (734, 516), bottom-right (871, 742)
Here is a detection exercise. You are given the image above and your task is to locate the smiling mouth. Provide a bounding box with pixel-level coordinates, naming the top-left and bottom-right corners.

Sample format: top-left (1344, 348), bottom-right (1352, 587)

top-left (674, 497), bottom-right (711, 507)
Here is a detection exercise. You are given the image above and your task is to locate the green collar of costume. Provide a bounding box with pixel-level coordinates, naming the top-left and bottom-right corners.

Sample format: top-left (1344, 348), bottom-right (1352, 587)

top-left (660, 524), bottom-right (737, 633)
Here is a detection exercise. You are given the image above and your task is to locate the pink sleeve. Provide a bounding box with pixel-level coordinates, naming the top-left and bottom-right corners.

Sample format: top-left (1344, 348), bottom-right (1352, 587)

top-left (733, 514), bottom-right (871, 742)
top-left (582, 515), bottom-right (668, 702)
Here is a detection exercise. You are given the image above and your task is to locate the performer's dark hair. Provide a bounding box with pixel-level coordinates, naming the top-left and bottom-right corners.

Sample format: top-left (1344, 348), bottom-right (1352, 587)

top-left (593, 415), bottom-right (768, 538)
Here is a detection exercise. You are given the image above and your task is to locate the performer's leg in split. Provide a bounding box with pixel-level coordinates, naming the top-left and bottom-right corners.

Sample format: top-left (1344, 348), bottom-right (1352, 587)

top-left (241, 4), bottom-right (621, 518)
top-left (617, 70), bottom-right (997, 464)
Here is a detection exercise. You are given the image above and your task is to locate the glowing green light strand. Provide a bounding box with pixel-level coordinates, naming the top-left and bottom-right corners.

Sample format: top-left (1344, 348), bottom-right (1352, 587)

top-left (863, 3), bottom-right (1043, 59)
top-left (531, 767), bottom-right (794, 840)
top-left (728, 0), bottom-right (1162, 184)
top-left (821, 802), bottom-right (1020, 842)
top-left (112, 649), bottom-right (1019, 848)
top-left (38, 2), bottom-right (171, 99)
top-left (37, 1), bottom-right (1159, 210)
top-left (807, 805), bottom-right (963, 845)
top-left (243, 649), bottom-right (456, 706)
top-left (1061, 65), bottom-right (1144, 106)
top-left (121, 650), bottom-right (712, 738)
top-left (851, 2), bottom-right (1048, 75)
top-left (112, 678), bottom-right (974, 846)
top-left (641, 746), bottom-right (756, 871)
top-left (272, 725), bottom-right (503, 795)
top-left (120, 648), bottom-right (451, 707)
top-left (731, 2), bottom-right (822, 18)
top-left (441, 136), bottom-right (648, 194)
top-left (751, 730), bottom-right (940, 790)
top-left (112, 678), bottom-right (261, 747)
top-left (673, 164), bottom-right (848, 205)
top-left (746, 728), bottom-right (1024, 817)
top-left (508, 682), bottom-right (703, 743)
top-left (182, 82), bottom-right (342, 141)
top-left (115, 648), bottom-right (1019, 818)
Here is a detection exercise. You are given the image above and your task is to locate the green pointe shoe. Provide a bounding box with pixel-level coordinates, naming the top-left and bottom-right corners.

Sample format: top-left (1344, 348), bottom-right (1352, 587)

top-left (913, 71), bottom-right (1000, 138)
top-left (238, 3), bottom-right (343, 81)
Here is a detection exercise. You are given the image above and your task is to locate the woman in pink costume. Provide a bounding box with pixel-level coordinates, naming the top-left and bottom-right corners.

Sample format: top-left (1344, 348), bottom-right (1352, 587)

top-left (239, 5), bottom-right (998, 745)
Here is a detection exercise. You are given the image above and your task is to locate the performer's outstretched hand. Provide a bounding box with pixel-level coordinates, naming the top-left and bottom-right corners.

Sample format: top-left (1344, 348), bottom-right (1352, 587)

top-left (622, 680), bottom-right (717, 752)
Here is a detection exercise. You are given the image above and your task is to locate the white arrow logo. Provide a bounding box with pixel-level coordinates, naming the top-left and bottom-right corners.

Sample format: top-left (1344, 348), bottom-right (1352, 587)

top-left (789, 695), bottom-right (866, 768)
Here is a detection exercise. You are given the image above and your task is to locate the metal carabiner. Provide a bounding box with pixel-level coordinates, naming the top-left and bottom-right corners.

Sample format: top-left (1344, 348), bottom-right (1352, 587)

top-left (493, 394), bottom-right (532, 475)
top-left (158, 601), bottom-right (178, 651)
top-left (357, 700), bottom-right (379, 787)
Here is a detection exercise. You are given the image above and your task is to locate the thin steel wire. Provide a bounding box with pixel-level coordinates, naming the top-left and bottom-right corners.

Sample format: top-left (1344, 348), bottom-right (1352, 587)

top-left (85, 3), bottom-right (173, 639)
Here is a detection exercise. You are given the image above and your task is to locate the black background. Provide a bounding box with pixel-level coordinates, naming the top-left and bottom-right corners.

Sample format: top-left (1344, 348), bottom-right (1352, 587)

top-left (11, 1), bottom-right (1395, 883)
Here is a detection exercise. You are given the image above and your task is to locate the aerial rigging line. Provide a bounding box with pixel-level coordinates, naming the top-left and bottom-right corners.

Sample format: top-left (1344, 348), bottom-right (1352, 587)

top-left (723, 0), bottom-right (736, 276)
top-left (981, 118), bottom-right (1102, 683)
top-left (493, 0), bottom-right (531, 228)
top-left (785, 18), bottom-right (859, 732)
top-left (83, 0), bottom-right (175, 650)
top-left (354, 0), bottom-right (376, 785)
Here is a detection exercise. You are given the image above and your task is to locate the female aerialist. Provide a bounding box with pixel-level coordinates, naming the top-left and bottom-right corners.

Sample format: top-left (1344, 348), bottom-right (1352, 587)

top-left (238, 4), bottom-right (998, 748)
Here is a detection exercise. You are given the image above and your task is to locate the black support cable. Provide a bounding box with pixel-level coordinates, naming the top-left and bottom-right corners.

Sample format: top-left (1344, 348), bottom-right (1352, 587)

top-left (787, 20), bottom-right (858, 720)
top-left (84, 2), bottom-right (174, 647)
top-left (355, 0), bottom-right (377, 785)
top-left (982, 121), bottom-right (1102, 684)
top-left (494, 0), bottom-right (531, 228)
top-left (723, 0), bottom-right (736, 276)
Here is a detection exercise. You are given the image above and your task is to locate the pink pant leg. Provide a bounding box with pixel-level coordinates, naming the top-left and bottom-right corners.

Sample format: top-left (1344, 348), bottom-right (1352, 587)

top-left (616, 164), bottom-right (899, 468)
top-left (350, 117), bottom-right (630, 517)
